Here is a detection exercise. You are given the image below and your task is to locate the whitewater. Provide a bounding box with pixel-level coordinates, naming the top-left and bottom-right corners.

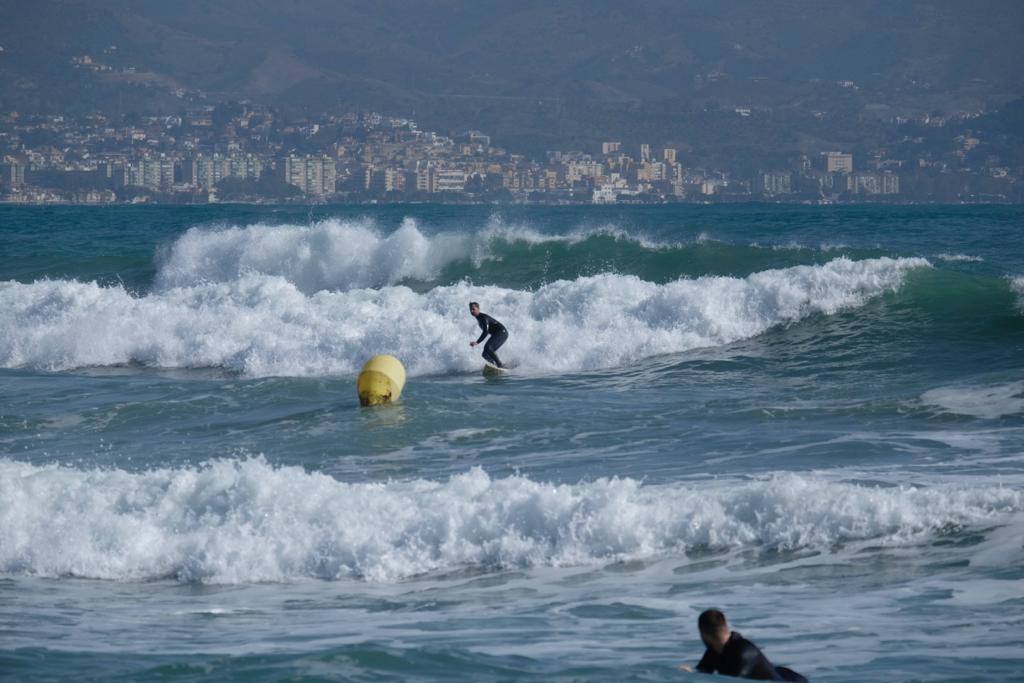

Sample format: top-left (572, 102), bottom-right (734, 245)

top-left (5, 457), bottom-right (1021, 583)
top-left (0, 215), bottom-right (930, 375)
top-left (1, 204), bottom-right (1022, 682)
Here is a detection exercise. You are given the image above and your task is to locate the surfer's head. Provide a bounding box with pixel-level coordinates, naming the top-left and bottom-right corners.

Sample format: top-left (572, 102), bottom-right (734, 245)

top-left (697, 609), bottom-right (731, 653)
top-left (469, 302), bottom-right (480, 316)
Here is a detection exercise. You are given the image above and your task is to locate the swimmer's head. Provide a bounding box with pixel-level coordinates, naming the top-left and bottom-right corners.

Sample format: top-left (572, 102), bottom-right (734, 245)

top-left (698, 609), bottom-right (731, 653)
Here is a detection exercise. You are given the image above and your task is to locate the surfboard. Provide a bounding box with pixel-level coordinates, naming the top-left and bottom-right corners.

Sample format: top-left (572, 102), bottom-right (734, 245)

top-left (482, 362), bottom-right (509, 376)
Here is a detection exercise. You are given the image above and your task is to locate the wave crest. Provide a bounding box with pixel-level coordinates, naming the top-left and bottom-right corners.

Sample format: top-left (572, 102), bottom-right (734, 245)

top-left (154, 217), bottom-right (668, 293)
top-left (0, 257), bottom-right (929, 376)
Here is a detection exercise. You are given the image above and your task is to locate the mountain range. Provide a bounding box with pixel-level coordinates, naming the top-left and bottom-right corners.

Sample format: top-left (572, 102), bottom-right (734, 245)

top-left (2, 0), bottom-right (1022, 157)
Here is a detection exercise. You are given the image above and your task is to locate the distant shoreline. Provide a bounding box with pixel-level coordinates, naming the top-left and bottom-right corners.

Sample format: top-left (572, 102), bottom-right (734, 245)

top-left (3, 198), bottom-right (1021, 208)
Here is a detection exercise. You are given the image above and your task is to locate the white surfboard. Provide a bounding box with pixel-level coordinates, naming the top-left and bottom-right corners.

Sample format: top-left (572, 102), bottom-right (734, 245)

top-left (482, 362), bottom-right (510, 376)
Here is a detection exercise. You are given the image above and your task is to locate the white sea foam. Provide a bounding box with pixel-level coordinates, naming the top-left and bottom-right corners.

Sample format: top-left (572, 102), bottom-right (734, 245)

top-left (0, 256), bottom-right (929, 377)
top-left (1011, 276), bottom-right (1024, 312)
top-left (154, 217), bottom-right (669, 293)
top-left (156, 217), bottom-right (469, 292)
top-left (762, 241), bottom-right (848, 253)
top-left (934, 253), bottom-right (984, 263)
top-left (922, 381), bottom-right (1024, 419)
top-left (1, 458), bottom-right (1019, 583)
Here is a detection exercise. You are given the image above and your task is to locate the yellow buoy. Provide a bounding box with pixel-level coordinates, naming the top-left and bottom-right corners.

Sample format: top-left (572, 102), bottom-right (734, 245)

top-left (357, 354), bottom-right (406, 407)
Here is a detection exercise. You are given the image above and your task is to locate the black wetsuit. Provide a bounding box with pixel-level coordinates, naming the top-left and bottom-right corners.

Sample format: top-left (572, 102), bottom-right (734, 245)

top-left (696, 632), bottom-right (807, 682)
top-left (474, 312), bottom-right (508, 367)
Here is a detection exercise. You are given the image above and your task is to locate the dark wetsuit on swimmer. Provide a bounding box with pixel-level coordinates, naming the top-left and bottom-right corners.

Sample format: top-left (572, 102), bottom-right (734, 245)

top-left (474, 312), bottom-right (508, 368)
top-left (696, 632), bottom-right (808, 682)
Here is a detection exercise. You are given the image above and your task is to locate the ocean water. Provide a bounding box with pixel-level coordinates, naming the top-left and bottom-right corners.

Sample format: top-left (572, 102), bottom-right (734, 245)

top-left (1, 204), bottom-right (1022, 682)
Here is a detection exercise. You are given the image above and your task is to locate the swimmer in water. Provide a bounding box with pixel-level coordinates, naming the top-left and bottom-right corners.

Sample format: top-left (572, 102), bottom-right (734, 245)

top-left (680, 609), bottom-right (808, 681)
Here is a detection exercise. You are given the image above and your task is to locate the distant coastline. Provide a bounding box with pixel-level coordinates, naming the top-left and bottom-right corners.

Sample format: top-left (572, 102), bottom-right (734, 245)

top-left (4, 104), bottom-right (1022, 207)
top-left (3, 197), bottom-right (1020, 207)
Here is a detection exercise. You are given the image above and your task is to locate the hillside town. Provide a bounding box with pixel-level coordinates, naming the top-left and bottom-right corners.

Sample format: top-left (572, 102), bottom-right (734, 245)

top-left (1, 100), bottom-right (1020, 205)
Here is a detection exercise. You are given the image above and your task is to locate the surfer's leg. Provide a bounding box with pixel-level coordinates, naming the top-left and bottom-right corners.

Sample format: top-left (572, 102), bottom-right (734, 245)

top-left (484, 330), bottom-right (507, 367)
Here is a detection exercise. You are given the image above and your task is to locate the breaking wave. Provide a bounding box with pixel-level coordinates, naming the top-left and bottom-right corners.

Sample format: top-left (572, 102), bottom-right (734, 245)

top-left (0, 256), bottom-right (929, 376)
top-left (1011, 276), bottom-right (1024, 312)
top-left (1, 458), bottom-right (1019, 583)
top-left (154, 217), bottom-right (670, 293)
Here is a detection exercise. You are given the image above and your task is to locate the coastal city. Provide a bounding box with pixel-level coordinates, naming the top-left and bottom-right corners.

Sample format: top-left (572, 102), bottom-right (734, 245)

top-left (1, 99), bottom-right (1020, 205)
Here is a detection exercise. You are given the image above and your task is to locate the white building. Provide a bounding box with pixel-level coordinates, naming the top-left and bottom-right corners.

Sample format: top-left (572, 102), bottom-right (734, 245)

top-left (637, 161), bottom-right (666, 182)
top-left (825, 152), bottom-right (853, 173)
top-left (759, 171), bottom-right (793, 195)
top-left (283, 155), bottom-right (336, 197)
top-left (566, 161), bottom-right (603, 183)
top-left (433, 168), bottom-right (467, 193)
top-left (128, 155), bottom-right (174, 191)
top-left (592, 186), bottom-right (618, 204)
top-left (190, 154), bottom-right (264, 189)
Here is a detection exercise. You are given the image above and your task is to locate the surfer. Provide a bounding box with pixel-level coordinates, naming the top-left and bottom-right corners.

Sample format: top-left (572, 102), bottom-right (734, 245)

top-left (469, 301), bottom-right (508, 368)
top-left (680, 609), bottom-right (807, 682)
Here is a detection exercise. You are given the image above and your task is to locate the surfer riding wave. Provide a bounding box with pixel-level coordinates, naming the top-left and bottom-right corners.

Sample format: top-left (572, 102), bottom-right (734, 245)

top-left (469, 301), bottom-right (508, 368)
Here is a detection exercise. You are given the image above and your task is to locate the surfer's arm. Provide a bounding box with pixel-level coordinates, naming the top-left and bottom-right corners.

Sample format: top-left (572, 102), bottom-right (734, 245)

top-left (474, 316), bottom-right (490, 344)
top-left (736, 644), bottom-right (785, 680)
top-left (694, 649), bottom-right (716, 674)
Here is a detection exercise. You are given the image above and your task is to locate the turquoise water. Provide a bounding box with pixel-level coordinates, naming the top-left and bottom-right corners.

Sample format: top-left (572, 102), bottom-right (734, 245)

top-left (1, 204), bottom-right (1023, 681)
